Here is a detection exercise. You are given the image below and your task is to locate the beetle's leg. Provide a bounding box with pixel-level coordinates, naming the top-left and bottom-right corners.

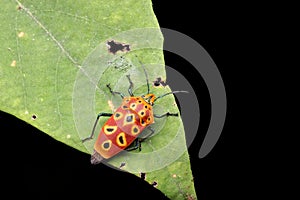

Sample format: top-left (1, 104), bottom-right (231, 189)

top-left (126, 75), bottom-right (134, 96)
top-left (138, 126), bottom-right (155, 142)
top-left (125, 126), bottom-right (155, 152)
top-left (106, 84), bottom-right (125, 99)
top-left (81, 112), bottom-right (112, 143)
top-left (154, 112), bottom-right (178, 118)
top-left (125, 139), bottom-right (141, 151)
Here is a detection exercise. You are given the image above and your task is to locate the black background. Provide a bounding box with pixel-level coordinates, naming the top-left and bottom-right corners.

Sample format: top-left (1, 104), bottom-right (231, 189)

top-left (0, 1), bottom-right (246, 199)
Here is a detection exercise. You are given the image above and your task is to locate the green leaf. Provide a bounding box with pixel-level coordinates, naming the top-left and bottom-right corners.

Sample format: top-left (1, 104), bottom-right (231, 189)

top-left (0, 1), bottom-right (197, 199)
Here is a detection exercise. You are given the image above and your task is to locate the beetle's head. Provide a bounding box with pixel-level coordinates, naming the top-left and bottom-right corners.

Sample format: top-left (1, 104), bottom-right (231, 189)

top-left (141, 93), bottom-right (156, 105)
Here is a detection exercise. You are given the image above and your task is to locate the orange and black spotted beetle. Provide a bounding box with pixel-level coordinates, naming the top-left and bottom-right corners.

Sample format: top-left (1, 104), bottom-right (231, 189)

top-left (82, 66), bottom-right (186, 164)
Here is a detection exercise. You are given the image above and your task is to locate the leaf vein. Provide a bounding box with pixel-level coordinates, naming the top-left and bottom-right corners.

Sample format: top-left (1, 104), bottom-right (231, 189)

top-left (40, 10), bottom-right (121, 32)
top-left (55, 55), bottom-right (63, 130)
top-left (14, 13), bottom-right (28, 112)
top-left (15, 0), bottom-right (79, 66)
top-left (15, 0), bottom-right (104, 103)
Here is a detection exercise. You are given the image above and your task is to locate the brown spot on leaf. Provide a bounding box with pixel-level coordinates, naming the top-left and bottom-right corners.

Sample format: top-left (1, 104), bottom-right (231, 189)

top-left (186, 194), bottom-right (196, 200)
top-left (106, 40), bottom-right (130, 54)
top-left (119, 162), bottom-right (126, 168)
top-left (140, 172), bottom-right (146, 180)
top-left (153, 77), bottom-right (166, 87)
top-left (151, 181), bottom-right (158, 187)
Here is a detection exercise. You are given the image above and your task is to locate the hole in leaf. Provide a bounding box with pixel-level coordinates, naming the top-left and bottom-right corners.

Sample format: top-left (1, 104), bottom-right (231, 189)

top-left (154, 82), bottom-right (160, 87)
top-left (31, 114), bottom-right (37, 120)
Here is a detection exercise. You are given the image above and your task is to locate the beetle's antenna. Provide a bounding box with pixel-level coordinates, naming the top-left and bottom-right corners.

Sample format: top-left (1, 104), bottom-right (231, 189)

top-left (136, 56), bottom-right (150, 94)
top-left (142, 65), bottom-right (150, 95)
top-left (153, 91), bottom-right (188, 103)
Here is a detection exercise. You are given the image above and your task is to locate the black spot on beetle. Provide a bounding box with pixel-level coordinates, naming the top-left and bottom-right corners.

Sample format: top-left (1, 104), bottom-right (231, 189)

top-left (103, 142), bottom-right (110, 149)
top-left (119, 136), bottom-right (124, 144)
top-left (106, 128), bottom-right (114, 132)
top-left (106, 40), bottom-right (130, 54)
top-left (133, 127), bottom-right (139, 133)
top-left (153, 77), bottom-right (167, 87)
top-left (126, 115), bottom-right (133, 122)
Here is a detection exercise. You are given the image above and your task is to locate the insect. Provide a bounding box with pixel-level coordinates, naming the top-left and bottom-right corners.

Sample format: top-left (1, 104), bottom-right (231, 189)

top-left (82, 66), bottom-right (186, 164)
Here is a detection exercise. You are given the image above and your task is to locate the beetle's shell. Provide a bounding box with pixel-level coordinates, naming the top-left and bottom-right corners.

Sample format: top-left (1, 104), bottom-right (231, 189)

top-left (94, 96), bottom-right (154, 159)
